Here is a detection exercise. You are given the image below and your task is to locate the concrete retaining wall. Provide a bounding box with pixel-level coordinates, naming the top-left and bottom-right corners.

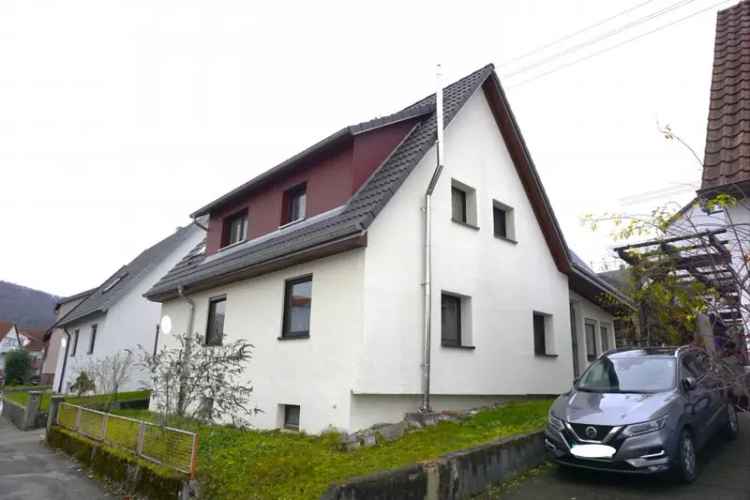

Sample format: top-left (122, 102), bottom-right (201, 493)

top-left (322, 431), bottom-right (545, 500)
top-left (2, 398), bottom-right (26, 429)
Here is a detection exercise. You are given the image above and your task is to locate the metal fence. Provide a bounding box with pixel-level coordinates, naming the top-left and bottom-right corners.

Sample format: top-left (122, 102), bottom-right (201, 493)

top-left (56, 402), bottom-right (198, 477)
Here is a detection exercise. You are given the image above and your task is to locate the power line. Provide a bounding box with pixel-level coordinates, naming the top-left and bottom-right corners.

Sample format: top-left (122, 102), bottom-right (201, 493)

top-left (497, 0), bottom-right (658, 69)
top-left (507, 0), bottom-right (731, 89)
top-left (505, 0), bottom-right (700, 78)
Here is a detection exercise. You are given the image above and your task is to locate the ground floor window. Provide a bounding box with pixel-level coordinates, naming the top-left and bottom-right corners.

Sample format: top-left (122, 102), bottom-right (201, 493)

top-left (585, 320), bottom-right (597, 361)
top-left (600, 324), bottom-right (610, 352)
top-left (533, 312), bottom-right (553, 356)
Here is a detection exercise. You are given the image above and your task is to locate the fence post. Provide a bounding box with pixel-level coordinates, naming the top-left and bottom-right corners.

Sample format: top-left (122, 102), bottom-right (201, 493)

top-left (46, 395), bottom-right (65, 434)
top-left (190, 432), bottom-right (199, 480)
top-left (136, 421), bottom-right (145, 456)
top-left (74, 406), bottom-right (81, 432)
top-left (23, 391), bottom-right (42, 431)
top-left (101, 413), bottom-right (109, 442)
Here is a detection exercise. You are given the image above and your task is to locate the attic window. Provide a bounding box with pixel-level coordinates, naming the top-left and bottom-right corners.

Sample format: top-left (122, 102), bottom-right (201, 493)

top-left (223, 211), bottom-right (248, 247)
top-left (102, 273), bottom-right (128, 293)
top-left (283, 184), bottom-right (307, 225)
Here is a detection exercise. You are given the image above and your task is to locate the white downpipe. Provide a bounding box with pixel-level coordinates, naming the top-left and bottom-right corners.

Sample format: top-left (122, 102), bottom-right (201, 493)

top-left (421, 65), bottom-right (445, 413)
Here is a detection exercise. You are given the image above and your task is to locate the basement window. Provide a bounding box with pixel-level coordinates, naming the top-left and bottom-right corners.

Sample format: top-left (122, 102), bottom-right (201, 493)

top-left (284, 404), bottom-right (300, 431)
top-left (451, 179), bottom-right (478, 228)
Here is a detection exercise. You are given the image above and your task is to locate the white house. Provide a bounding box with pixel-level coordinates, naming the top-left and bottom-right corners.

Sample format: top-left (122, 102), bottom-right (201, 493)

top-left (52, 224), bottom-right (204, 393)
top-left (41, 288), bottom-right (95, 385)
top-left (146, 65), bottom-right (629, 433)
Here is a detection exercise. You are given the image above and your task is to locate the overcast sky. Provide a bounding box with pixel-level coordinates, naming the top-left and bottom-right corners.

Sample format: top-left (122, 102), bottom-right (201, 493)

top-left (0, 0), bottom-right (729, 296)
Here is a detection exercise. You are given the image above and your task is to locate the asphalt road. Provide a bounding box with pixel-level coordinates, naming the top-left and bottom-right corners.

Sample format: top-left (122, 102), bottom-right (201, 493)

top-left (493, 413), bottom-right (750, 500)
top-left (0, 415), bottom-right (109, 500)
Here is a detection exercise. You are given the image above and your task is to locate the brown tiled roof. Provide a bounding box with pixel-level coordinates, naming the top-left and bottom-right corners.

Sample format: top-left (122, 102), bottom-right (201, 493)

top-left (702, 0), bottom-right (750, 192)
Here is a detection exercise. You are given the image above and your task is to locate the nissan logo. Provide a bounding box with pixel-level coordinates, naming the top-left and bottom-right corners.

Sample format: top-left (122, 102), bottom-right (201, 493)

top-left (585, 426), bottom-right (598, 439)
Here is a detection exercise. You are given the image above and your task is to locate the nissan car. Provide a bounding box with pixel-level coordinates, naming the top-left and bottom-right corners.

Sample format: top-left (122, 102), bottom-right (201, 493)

top-left (545, 346), bottom-right (739, 482)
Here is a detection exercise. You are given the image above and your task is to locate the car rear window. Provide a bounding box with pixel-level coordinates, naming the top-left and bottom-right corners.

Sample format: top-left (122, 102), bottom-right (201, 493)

top-left (577, 356), bottom-right (676, 393)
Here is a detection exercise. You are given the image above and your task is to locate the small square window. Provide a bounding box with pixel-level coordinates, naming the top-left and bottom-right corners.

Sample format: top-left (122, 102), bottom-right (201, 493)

top-left (451, 187), bottom-right (467, 223)
top-left (206, 297), bottom-right (226, 346)
top-left (282, 276), bottom-right (312, 338)
top-left (284, 404), bottom-right (300, 430)
top-left (223, 211), bottom-right (248, 247)
top-left (492, 200), bottom-right (515, 241)
top-left (450, 179), bottom-right (478, 227)
top-left (283, 184), bottom-right (307, 225)
top-left (88, 324), bottom-right (97, 355)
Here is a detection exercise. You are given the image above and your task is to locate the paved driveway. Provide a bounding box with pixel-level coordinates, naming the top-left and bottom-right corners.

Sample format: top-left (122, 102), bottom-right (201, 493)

top-left (0, 416), bottom-right (109, 500)
top-left (494, 413), bottom-right (750, 500)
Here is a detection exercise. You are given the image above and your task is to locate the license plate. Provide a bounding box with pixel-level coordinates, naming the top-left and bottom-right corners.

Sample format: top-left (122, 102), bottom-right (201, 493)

top-left (570, 444), bottom-right (616, 459)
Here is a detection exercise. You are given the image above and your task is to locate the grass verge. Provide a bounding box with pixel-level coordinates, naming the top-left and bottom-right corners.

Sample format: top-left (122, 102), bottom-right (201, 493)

top-left (114, 399), bottom-right (552, 500)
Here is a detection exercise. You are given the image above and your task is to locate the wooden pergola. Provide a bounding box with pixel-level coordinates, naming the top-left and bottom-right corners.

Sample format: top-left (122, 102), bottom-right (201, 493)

top-left (614, 229), bottom-right (747, 357)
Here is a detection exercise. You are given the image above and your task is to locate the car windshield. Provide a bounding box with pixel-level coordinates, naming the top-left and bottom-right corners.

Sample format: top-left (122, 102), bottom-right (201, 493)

top-left (577, 356), bottom-right (676, 393)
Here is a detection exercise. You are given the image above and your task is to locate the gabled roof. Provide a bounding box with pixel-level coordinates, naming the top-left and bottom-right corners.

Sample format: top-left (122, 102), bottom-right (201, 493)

top-left (17, 329), bottom-right (45, 352)
top-left (56, 288), bottom-right (97, 308)
top-left (146, 64), bottom-right (578, 302)
top-left (0, 321), bottom-right (15, 342)
top-left (701, 0), bottom-right (750, 192)
top-left (57, 224), bottom-right (202, 327)
top-left (569, 251), bottom-right (633, 311)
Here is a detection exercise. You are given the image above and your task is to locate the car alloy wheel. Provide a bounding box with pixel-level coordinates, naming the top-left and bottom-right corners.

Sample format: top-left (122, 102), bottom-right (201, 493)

top-left (678, 431), bottom-right (697, 483)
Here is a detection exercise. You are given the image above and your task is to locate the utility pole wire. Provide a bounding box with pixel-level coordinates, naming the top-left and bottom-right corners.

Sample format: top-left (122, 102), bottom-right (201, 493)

top-left (497, 0), bottom-right (657, 69)
top-left (506, 0), bottom-right (732, 89)
top-left (505, 0), bottom-right (699, 79)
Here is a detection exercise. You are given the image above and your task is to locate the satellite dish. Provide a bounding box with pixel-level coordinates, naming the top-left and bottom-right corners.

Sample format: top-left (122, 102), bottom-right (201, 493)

top-left (160, 315), bottom-right (173, 335)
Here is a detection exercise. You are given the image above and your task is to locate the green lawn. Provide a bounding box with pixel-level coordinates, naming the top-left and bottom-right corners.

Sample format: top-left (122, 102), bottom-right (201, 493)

top-left (114, 399), bottom-right (552, 500)
top-left (3, 389), bottom-right (150, 412)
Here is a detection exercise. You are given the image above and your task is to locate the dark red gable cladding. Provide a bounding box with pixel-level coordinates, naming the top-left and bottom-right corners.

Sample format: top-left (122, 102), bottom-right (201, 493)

top-left (205, 119), bottom-right (417, 255)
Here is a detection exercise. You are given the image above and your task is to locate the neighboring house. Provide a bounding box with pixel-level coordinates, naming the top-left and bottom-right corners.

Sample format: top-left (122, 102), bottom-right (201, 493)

top-left (646, 0), bottom-right (750, 356)
top-left (52, 225), bottom-right (204, 393)
top-left (0, 322), bottom-right (45, 380)
top-left (146, 64), bottom-right (629, 433)
top-left (41, 288), bottom-right (95, 385)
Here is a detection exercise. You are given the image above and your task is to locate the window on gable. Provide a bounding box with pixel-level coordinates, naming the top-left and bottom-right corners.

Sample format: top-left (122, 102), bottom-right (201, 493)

top-left (223, 211), bottom-right (248, 247)
top-left (206, 297), bottom-right (226, 346)
top-left (282, 276), bottom-right (312, 338)
top-left (283, 184), bottom-right (307, 225)
top-left (492, 200), bottom-right (516, 241)
top-left (585, 320), bottom-right (597, 361)
top-left (70, 329), bottom-right (79, 356)
top-left (451, 187), bottom-right (467, 223)
top-left (88, 324), bottom-right (97, 354)
top-left (450, 179), bottom-right (478, 227)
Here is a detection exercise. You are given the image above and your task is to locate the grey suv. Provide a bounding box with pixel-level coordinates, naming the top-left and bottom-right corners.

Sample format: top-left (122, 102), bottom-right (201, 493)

top-left (545, 347), bottom-right (739, 482)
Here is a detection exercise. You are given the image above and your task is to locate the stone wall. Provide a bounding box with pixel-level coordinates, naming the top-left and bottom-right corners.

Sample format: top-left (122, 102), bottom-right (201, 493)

top-left (1, 398), bottom-right (25, 429)
top-left (322, 431), bottom-right (545, 500)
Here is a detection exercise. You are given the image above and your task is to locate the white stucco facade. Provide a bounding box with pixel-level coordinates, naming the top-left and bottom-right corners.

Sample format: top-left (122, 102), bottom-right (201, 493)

top-left (155, 90), bottom-right (617, 433)
top-left (53, 227), bottom-right (204, 393)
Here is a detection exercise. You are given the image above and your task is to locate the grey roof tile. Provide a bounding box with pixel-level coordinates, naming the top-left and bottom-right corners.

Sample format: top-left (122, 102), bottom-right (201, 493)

top-left (57, 224), bottom-right (202, 327)
top-left (146, 64), bottom-right (494, 300)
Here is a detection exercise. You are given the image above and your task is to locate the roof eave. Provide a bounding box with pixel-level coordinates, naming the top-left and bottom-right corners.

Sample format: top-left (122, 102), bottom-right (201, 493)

top-left (146, 230), bottom-right (368, 302)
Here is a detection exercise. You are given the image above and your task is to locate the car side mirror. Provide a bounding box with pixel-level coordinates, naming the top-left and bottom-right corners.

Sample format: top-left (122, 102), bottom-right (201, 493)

top-left (682, 376), bottom-right (697, 392)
